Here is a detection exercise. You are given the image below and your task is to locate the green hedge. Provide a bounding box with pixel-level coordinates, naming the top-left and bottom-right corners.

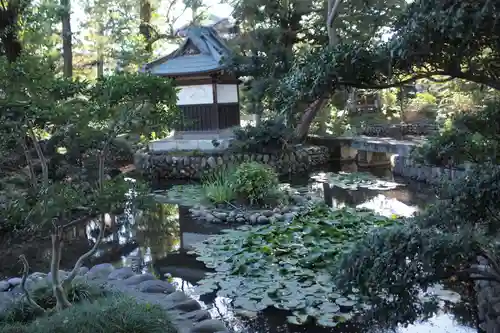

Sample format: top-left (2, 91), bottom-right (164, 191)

top-left (0, 296), bottom-right (177, 333)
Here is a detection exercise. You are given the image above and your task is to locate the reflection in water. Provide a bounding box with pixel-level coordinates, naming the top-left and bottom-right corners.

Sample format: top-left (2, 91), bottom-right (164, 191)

top-left (0, 167), bottom-right (478, 333)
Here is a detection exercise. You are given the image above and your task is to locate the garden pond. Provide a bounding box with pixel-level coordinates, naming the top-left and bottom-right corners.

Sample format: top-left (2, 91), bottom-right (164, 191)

top-left (0, 163), bottom-right (478, 333)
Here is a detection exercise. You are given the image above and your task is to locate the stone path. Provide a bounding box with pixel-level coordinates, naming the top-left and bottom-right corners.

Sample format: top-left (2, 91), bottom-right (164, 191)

top-left (0, 263), bottom-right (229, 333)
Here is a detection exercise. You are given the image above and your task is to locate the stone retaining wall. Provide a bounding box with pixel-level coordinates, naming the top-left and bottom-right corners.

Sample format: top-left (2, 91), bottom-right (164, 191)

top-left (135, 145), bottom-right (329, 180)
top-left (391, 155), bottom-right (467, 184)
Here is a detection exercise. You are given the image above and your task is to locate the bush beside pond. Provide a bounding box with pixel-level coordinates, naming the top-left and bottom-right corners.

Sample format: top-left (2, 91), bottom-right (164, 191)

top-left (0, 296), bottom-right (177, 333)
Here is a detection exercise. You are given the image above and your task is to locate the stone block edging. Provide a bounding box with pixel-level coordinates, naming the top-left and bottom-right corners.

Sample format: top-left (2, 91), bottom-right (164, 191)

top-left (135, 145), bottom-right (329, 180)
top-left (390, 155), bottom-right (468, 184)
top-left (189, 192), bottom-right (322, 225)
top-left (0, 264), bottom-right (229, 333)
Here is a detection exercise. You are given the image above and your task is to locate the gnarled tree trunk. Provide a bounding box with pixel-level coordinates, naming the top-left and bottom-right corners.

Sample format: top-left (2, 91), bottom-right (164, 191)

top-left (294, 0), bottom-right (343, 140)
top-left (294, 97), bottom-right (330, 141)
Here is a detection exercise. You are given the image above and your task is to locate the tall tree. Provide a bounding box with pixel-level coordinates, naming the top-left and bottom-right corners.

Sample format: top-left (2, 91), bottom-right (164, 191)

top-left (79, 0), bottom-right (149, 78)
top-left (277, 0), bottom-right (498, 140)
top-left (228, 0), bottom-right (313, 124)
top-left (0, 0), bottom-right (30, 63)
top-left (60, 0), bottom-right (72, 77)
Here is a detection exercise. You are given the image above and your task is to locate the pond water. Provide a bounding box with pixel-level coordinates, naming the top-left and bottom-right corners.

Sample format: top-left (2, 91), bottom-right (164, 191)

top-left (0, 162), bottom-right (478, 333)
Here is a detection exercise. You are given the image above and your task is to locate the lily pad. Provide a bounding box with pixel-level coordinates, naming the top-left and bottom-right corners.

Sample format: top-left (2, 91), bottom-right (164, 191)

top-left (311, 172), bottom-right (403, 191)
top-left (191, 203), bottom-right (402, 326)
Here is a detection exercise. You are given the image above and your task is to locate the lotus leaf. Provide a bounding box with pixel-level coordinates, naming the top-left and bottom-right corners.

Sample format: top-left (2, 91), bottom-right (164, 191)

top-left (191, 203), bottom-right (402, 326)
top-left (311, 172), bottom-right (403, 191)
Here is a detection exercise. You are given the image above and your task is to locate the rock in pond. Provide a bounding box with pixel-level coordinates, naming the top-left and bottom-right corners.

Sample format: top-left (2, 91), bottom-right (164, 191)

top-left (0, 281), bottom-right (10, 292)
top-left (182, 309), bottom-right (211, 322)
top-left (108, 267), bottom-right (135, 281)
top-left (7, 278), bottom-right (22, 287)
top-left (190, 319), bottom-right (227, 333)
top-left (87, 263), bottom-right (114, 279)
top-left (137, 280), bottom-right (176, 294)
top-left (256, 215), bottom-right (269, 224)
top-left (175, 299), bottom-right (201, 312)
top-left (123, 273), bottom-right (156, 286)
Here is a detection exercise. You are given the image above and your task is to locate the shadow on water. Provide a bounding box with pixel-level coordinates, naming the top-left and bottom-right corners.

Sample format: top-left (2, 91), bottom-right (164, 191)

top-left (0, 163), bottom-right (477, 333)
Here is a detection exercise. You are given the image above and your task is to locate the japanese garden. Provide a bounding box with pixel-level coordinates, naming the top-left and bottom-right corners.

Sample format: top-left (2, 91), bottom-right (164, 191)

top-left (0, 0), bottom-right (499, 332)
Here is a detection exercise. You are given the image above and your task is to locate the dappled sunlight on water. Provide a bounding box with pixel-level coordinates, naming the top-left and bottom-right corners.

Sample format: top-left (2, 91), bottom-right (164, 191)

top-left (0, 167), bottom-right (477, 333)
top-left (356, 194), bottom-right (418, 218)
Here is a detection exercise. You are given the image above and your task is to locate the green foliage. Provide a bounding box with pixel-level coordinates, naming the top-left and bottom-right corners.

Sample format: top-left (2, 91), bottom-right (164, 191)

top-left (191, 204), bottom-right (401, 326)
top-left (413, 100), bottom-right (500, 166)
top-left (202, 166), bottom-right (236, 205)
top-left (0, 296), bottom-right (177, 333)
top-left (0, 53), bottom-right (179, 232)
top-left (1, 279), bottom-right (109, 324)
top-left (334, 223), bottom-right (481, 318)
top-left (230, 119), bottom-right (294, 153)
top-left (232, 162), bottom-right (279, 205)
top-left (275, 0), bottom-right (499, 117)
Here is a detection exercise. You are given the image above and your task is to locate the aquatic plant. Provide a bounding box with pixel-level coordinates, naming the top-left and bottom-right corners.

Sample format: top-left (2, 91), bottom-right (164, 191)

top-left (155, 185), bottom-right (205, 206)
top-left (190, 203), bottom-right (401, 327)
top-left (311, 172), bottom-right (402, 191)
top-left (202, 166), bottom-right (236, 205)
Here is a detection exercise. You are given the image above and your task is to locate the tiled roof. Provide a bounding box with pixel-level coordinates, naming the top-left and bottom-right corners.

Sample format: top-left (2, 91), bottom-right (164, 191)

top-left (143, 26), bottom-right (232, 76)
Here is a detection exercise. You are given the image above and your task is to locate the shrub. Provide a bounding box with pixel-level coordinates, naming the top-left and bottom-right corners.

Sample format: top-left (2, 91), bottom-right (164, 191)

top-left (201, 166), bottom-right (236, 205)
top-left (1, 278), bottom-right (109, 324)
top-left (0, 296), bottom-right (178, 333)
top-left (232, 162), bottom-right (279, 205)
top-left (230, 118), bottom-right (294, 153)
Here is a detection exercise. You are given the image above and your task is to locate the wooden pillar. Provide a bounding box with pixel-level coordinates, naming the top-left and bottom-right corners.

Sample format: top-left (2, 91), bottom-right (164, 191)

top-left (212, 75), bottom-right (219, 132)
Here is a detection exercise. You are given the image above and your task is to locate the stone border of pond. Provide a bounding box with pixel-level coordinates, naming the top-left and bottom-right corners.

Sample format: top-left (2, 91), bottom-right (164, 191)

top-left (187, 189), bottom-right (323, 225)
top-left (0, 264), bottom-right (229, 333)
top-left (391, 155), bottom-right (469, 185)
top-left (474, 256), bottom-right (500, 333)
top-left (134, 145), bottom-right (329, 180)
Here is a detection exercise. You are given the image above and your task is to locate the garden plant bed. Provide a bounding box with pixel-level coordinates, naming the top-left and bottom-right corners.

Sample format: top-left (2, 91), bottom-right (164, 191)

top-left (154, 183), bottom-right (323, 225)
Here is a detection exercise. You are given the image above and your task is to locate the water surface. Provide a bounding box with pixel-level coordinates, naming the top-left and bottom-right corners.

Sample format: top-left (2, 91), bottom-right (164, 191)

top-left (0, 164), bottom-right (477, 333)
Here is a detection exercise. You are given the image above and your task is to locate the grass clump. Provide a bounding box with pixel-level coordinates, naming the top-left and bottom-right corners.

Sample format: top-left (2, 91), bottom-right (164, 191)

top-left (202, 165), bottom-right (236, 205)
top-left (1, 278), bottom-right (109, 324)
top-left (0, 296), bottom-right (177, 333)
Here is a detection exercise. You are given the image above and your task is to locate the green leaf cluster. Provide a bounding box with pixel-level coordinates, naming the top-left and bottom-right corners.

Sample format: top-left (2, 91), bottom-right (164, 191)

top-left (190, 203), bottom-right (401, 326)
top-left (230, 119), bottom-right (295, 153)
top-left (232, 162), bottom-right (279, 205)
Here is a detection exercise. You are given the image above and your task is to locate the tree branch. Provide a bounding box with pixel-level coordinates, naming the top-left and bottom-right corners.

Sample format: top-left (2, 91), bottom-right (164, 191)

top-left (327, 0), bottom-right (343, 28)
top-left (62, 214), bottom-right (106, 290)
top-left (20, 136), bottom-right (36, 189)
top-left (338, 71), bottom-right (450, 90)
top-left (27, 124), bottom-right (48, 189)
top-left (18, 255), bottom-right (46, 314)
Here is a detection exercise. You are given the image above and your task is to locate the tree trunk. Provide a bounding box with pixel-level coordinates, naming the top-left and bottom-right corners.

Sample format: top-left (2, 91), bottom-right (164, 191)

top-left (294, 97), bottom-right (330, 141)
top-left (140, 0), bottom-right (153, 53)
top-left (97, 24), bottom-right (104, 78)
top-left (61, 0), bottom-right (73, 78)
top-left (294, 0), bottom-right (342, 139)
top-left (51, 231), bottom-right (72, 310)
top-left (0, 1), bottom-right (27, 63)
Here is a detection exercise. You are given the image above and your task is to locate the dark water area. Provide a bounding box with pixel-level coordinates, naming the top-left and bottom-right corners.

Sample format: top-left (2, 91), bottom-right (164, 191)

top-left (0, 162), bottom-right (477, 333)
